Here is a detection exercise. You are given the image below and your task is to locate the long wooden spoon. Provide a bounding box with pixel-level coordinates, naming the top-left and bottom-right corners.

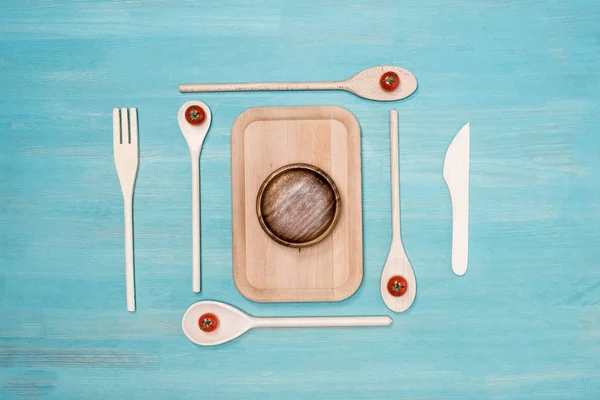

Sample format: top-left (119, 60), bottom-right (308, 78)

top-left (178, 101), bottom-right (212, 293)
top-left (182, 301), bottom-right (392, 346)
top-left (380, 110), bottom-right (416, 312)
top-left (179, 66), bottom-right (417, 102)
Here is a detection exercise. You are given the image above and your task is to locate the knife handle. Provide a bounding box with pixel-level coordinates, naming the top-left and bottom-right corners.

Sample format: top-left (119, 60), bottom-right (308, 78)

top-left (450, 191), bottom-right (469, 276)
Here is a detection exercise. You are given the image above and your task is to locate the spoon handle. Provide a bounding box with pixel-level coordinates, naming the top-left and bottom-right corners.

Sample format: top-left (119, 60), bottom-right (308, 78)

top-left (253, 316), bottom-right (392, 328)
top-left (123, 195), bottom-right (135, 312)
top-left (179, 80), bottom-right (346, 93)
top-left (390, 109), bottom-right (402, 246)
top-left (191, 152), bottom-right (201, 293)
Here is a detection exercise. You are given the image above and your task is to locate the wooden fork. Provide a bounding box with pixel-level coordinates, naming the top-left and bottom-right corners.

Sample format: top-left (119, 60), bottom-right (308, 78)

top-left (113, 108), bottom-right (139, 312)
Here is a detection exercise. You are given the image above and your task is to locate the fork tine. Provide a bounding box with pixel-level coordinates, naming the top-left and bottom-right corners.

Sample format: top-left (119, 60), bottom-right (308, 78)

top-left (113, 108), bottom-right (121, 144)
top-left (121, 107), bottom-right (129, 144)
top-left (129, 108), bottom-right (138, 146)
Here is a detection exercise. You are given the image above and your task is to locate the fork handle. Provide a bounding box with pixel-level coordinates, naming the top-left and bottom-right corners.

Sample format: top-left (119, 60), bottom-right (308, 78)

top-left (191, 153), bottom-right (201, 293)
top-left (123, 195), bottom-right (136, 311)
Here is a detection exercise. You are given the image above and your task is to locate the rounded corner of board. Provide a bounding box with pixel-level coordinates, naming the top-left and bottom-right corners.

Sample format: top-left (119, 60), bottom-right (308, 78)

top-left (232, 108), bottom-right (252, 130)
top-left (233, 275), bottom-right (264, 303)
top-left (327, 106), bottom-right (361, 139)
top-left (332, 270), bottom-right (363, 302)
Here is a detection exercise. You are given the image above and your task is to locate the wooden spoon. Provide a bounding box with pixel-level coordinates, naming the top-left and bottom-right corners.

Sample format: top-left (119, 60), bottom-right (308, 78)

top-left (182, 301), bottom-right (392, 346)
top-left (380, 110), bottom-right (416, 312)
top-left (179, 66), bottom-right (417, 102)
top-left (178, 101), bottom-right (212, 293)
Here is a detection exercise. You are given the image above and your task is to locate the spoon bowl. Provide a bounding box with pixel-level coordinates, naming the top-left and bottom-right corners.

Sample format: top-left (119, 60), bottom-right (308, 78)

top-left (182, 301), bottom-right (253, 346)
top-left (178, 100), bottom-right (212, 153)
top-left (345, 65), bottom-right (418, 101)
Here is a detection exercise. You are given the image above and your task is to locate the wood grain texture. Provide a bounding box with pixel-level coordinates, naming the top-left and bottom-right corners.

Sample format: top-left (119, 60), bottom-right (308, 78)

top-left (232, 106), bottom-right (362, 302)
top-left (1, 0), bottom-right (600, 399)
top-left (257, 163), bottom-right (341, 247)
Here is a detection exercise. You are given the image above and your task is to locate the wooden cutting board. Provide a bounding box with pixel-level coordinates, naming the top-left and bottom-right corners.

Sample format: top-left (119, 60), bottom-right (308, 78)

top-left (231, 106), bottom-right (363, 302)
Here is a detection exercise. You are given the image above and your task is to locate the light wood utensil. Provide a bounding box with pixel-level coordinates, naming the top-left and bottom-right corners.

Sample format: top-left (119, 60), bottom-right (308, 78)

top-left (179, 66), bottom-right (417, 102)
top-left (182, 301), bottom-right (392, 346)
top-left (443, 122), bottom-right (471, 276)
top-left (113, 108), bottom-right (139, 312)
top-left (380, 110), bottom-right (416, 312)
top-left (231, 106), bottom-right (363, 302)
top-left (178, 101), bottom-right (212, 293)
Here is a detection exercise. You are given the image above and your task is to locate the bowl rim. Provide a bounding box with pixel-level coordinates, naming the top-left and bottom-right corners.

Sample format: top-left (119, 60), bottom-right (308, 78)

top-left (255, 163), bottom-right (341, 248)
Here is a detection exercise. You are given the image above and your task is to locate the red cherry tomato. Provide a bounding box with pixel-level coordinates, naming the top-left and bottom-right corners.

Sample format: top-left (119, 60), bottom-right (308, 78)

top-left (185, 105), bottom-right (206, 126)
top-left (387, 275), bottom-right (407, 297)
top-left (380, 71), bottom-right (400, 92)
top-left (198, 313), bottom-right (219, 332)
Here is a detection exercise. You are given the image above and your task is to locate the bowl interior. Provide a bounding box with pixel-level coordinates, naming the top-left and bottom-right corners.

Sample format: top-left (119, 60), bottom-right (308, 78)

top-left (256, 163), bottom-right (341, 248)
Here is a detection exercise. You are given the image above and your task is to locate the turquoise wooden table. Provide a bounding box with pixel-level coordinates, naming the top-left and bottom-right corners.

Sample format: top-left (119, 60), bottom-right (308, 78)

top-left (1, 1), bottom-right (599, 398)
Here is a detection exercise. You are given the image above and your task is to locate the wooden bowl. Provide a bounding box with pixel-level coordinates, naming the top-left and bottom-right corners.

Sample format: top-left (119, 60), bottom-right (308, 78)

top-left (256, 163), bottom-right (341, 248)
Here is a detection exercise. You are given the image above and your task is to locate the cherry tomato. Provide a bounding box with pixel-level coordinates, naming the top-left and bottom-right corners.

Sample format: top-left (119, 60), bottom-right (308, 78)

top-left (198, 313), bottom-right (219, 332)
top-left (185, 105), bottom-right (206, 126)
top-left (387, 275), bottom-right (407, 297)
top-left (379, 71), bottom-right (400, 92)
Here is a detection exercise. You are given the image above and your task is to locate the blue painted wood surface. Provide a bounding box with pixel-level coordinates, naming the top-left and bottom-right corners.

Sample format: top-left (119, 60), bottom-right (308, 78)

top-left (1, 1), bottom-right (599, 398)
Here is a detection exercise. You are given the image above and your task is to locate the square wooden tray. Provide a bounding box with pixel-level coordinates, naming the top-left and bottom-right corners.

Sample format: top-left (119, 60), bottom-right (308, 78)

top-left (231, 106), bottom-right (363, 302)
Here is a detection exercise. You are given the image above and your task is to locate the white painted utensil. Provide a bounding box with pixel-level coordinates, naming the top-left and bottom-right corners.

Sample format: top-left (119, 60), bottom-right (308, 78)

top-left (443, 122), bottom-right (471, 276)
top-left (179, 66), bottom-right (417, 102)
top-left (178, 101), bottom-right (212, 293)
top-left (380, 110), bottom-right (416, 312)
top-left (113, 108), bottom-right (139, 312)
top-left (182, 301), bottom-right (392, 346)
